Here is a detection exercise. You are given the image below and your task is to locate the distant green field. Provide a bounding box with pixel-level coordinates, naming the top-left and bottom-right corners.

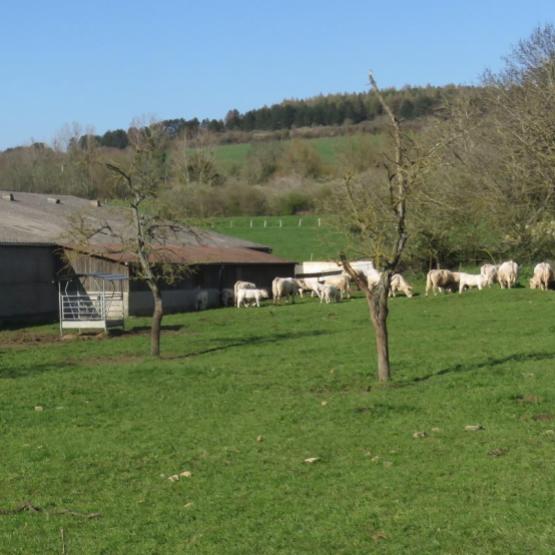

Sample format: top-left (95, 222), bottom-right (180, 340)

top-left (204, 215), bottom-right (346, 261)
top-left (210, 133), bottom-right (384, 172)
top-left (3, 284), bottom-right (555, 552)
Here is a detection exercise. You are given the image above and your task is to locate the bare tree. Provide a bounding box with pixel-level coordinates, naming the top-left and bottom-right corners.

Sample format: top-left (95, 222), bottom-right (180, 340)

top-left (337, 72), bottom-right (442, 381)
top-left (443, 24), bottom-right (555, 261)
top-left (67, 122), bottom-right (189, 356)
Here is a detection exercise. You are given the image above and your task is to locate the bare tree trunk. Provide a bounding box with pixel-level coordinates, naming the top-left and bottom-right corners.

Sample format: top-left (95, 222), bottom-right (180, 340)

top-left (148, 281), bottom-right (163, 357)
top-left (340, 257), bottom-right (392, 381)
top-left (367, 271), bottom-right (391, 381)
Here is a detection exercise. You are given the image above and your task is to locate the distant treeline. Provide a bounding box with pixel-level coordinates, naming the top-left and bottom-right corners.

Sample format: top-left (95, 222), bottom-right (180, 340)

top-left (57, 85), bottom-right (462, 151)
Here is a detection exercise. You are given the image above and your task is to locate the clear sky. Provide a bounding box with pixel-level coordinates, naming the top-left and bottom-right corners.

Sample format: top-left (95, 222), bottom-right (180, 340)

top-left (1, 0), bottom-right (554, 150)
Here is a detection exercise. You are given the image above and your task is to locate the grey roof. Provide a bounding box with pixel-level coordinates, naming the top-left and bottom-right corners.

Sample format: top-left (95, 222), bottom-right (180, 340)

top-left (0, 191), bottom-right (271, 252)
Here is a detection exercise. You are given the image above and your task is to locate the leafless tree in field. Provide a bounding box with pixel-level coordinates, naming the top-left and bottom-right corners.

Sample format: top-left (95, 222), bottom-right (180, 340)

top-left (337, 72), bottom-right (444, 381)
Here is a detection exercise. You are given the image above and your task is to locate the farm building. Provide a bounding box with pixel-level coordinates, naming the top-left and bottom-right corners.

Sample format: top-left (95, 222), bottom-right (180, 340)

top-left (0, 191), bottom-right (295, 323)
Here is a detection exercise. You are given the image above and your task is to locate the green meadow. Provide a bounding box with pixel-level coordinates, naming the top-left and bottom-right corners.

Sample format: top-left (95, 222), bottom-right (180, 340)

top-left (205, 215), bottom-right (344, 262)
top-left (2, 282), bottom-right (555, 553)
top-left (210, 133), bottom-right (384, 172)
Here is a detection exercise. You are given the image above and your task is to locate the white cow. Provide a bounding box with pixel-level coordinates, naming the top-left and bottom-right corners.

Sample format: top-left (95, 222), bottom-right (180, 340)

top-left (272, 277), bottom-right (300, 304)
top-left (319, 284), bottom-right (341, 304)
top-left (234, 281), bottom-right (256, 307)
top-left (317, 274), bottom-right (351, 299)
top-left (480, 264), bottom-right (498, 287)
top-left (425, 269), bottom-right (460, 296)
top-left (458, 272), bottom-right (488, 293)
top-left (221, 288), bottom-right (234, 307)
top-left (366, 268), bottom-right (382, 291)
top-left (530, 262), bottom-right (553, 290)
top-left (236, 288), bottom-right (269, 308)
top-left (497, 261), bottom-right (519, 289)
top-left (195, 289), bottom-right (208, 311)
top-left (389, 274), bottom-right (413, 298)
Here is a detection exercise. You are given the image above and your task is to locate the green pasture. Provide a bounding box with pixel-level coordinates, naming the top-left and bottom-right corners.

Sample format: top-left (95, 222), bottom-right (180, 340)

top-left (204, 215), bottom-right (345, 262)
top-left (2, 282), bottom-right (555, 552)
top-left (206, 215), bottom-right (344, 261)
top-left (210, 133), bottom-right (384, 172)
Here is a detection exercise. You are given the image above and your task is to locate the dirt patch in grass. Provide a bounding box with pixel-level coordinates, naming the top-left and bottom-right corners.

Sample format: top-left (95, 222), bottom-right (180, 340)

top-left (0, 331), bottom-right (61, 347)
top-left (532, 413), bottom-right (555, 421)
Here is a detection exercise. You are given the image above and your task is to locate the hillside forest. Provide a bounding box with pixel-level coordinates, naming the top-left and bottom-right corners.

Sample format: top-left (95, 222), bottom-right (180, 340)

top-left (2, 25), bottom-right (555, 269)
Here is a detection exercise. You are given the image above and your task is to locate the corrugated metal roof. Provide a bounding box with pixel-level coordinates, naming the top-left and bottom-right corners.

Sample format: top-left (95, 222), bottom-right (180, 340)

top-left (0, 191), bottom-right (270, 252)
top-left (64, 243), bottom-right (295, 265)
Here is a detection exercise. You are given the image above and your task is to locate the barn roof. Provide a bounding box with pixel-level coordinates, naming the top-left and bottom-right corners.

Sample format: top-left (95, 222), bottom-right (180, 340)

top-left (0, 191), bottom-right (270, 252)
top-left (64, 243), bottom-right (295, 265)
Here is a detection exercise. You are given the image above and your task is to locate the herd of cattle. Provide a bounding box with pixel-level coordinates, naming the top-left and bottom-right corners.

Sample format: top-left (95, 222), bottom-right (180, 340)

top-left (424, 260), bottom-right (553, 295)
top-left (211, 259), bottom-right (554, 309)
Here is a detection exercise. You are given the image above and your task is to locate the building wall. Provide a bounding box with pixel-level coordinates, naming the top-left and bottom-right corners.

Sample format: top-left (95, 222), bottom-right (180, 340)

top-left (0, 247), bottom-right (295, 322)
top-left (0, 245), bottom-right (60, 322)
top-left (129, 263), bottom-right (295, 315)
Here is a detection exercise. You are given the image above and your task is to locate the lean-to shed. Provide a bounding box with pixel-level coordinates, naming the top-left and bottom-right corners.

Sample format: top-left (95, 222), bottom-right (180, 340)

top-left (0, 191), bottom-right (295, 322)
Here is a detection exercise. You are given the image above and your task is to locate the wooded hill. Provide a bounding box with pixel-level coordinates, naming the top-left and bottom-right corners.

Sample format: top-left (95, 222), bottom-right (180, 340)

top-left (1, 84), bottom-right (462, 152)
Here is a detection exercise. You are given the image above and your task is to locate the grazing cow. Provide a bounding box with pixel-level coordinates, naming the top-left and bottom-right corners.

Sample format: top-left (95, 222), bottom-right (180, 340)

top-left (319, 284), bottom-right (341, 304)
top-left (195, 289), bottom-right (208, 311)
top-left (497, 261), bottom-right (519, 289)
top-left (236, 288), bottom-right (269, 308)
top-left (389, 274), bottom-right (413, 298)
top-left (366, 268), bottom-right (382, 291)
top-left (530, 262), bottom-right (553, 290)
top-left (425, 269), bottom-right (460, 296)
top-left (318, 274), bottom-right (352, 299)
top-left (221, 288), bottom-right (234, 307)
top-left (234, 281), bottom-right (256, 307)
top-left (480, 264), bottom-right (498, 287)
top-left (297, 277), bottom-right (322, 299)
top-left (458, 272), bottom-right (488, 293)
top-left (272, 277), bottom-right (300, 304)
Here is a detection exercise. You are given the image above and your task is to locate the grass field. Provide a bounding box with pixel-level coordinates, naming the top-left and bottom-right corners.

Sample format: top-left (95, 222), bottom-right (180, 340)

top-left (204, 215), bottom-right (345, 262)
top-left (210, 134), bottom-right (384, 173)
top-left (2, 283), bottom-right (555, 553)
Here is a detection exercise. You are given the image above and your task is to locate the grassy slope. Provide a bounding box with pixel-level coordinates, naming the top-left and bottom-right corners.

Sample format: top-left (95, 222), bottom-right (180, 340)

top-left (211, 133), bottom-right (384, 172)
top-left (2, 285), bottom-right (555, 553)
top-left (207, 216), bottom-right (345, 262)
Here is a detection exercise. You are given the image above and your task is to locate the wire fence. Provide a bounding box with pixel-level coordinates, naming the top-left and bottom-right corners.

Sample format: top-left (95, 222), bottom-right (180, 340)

top-left (205, 216), bottom-right (330, 230)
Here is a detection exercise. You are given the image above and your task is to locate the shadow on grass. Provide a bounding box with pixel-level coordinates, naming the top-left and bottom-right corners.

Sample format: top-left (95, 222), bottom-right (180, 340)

top-left (111, 324), bottom-right (185, 336)
top-left (164, 329), bottom-right (331, 360)
top-left (0, 361), bottom-right (70, 379)
top-left (400, 351), bottom-right (555, 386)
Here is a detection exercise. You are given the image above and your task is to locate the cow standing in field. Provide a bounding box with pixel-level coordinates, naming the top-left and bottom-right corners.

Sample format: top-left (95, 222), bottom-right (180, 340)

top-left (221, 288), bottom-right (234, 307)
top-left (195, 289), bottom-right (208, 311)
top-left (480, 264), bottom-right (498, 287)
top-left (366, 268), bottom-right (382, 291)
top-left (530, 262), bottom-right (553, 290)
top-left (297, 277), bottom-right (322, 299)
top-left (236, 288), bottom-right (269, 308)
top-left (425, 269), bottom-right (460, 296)
top-left (497, 261), bottom-right (519, 289)
top-left (234, 281), bottom-right (256, 307)
top-left (317, 274), bottom-right (352, 300)
top-left (458, 272), bottom-right (488, 293)
top-left (389, 274), bottom-right (413, 298)
top-left (272, 277), bottom-right (300, 304)
top-left (318, 284), bottom-right (341, 304)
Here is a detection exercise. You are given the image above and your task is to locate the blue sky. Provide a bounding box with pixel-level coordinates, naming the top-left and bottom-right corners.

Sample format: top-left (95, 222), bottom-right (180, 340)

top-left (1, 0), bottom-right (554, 149)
